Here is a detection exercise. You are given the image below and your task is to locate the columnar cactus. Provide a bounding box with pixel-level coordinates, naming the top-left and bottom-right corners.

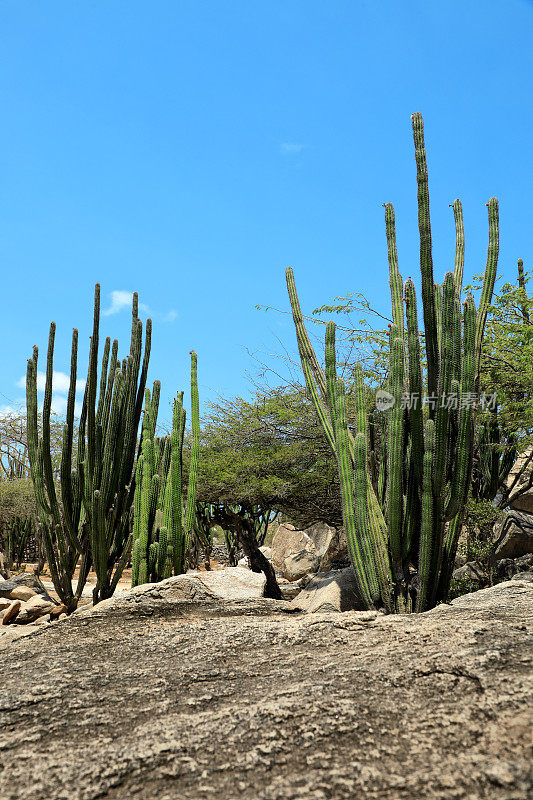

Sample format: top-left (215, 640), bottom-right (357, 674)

top-left (131, 352), bottom-right (200, 586)
top-left (286, 112), bottom-right (499, 612)
top-left (26, 285), bottom-right (151, 610)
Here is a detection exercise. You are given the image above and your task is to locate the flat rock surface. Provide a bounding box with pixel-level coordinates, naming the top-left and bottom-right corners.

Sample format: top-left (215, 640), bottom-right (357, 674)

top-left (0, 581), bottom-right (532, 800)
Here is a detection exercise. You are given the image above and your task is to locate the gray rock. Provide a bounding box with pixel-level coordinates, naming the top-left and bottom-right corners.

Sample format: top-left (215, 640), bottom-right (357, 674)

top-left (506, 446), bottom-right (533, 514)
top-left (271, 524), bottom-right (311, 572)
top-left (0, 581), bottom-right (19, 599)
top-left (8, 586), bottom-right (37, 602)
top-left (282, 550), bottom-right (320, 581)
top-left (452, 561), bottom-right (488, 587)
top-left (492, 510), bottom-right (533, 560)
top-left (289, 567), bottom-right (364, 613)
top-left (513, 570), bottom-right (533, 581)
top-left (0, 572), bottom-right (56, 602)
top-left (0, 581), bottom-right (531, 800)
top-left (1, 599), bottom-right (21, 625)
top-left (271, 521), bottom-right (348, 581)
top-left (14, 596), bottom-right (56, 624)
top-left (83, 568), bottom-right (271, 620)
top-left (278, 582), bottom-right (302, 601)
top-left (186, 567), bottom-right (267, 600)
top-left (493, 553), bottom-right (533, 582)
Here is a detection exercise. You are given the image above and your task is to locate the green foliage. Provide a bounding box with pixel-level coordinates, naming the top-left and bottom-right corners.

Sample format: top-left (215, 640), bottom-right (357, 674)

top-left (26, 285), bottom-right (151, 610)
top-left (460, 497), bottom-right (500, 564)
top-left (197, 388), bottom-right (342, 527)
top-left (131, 353), bottom-right (200, 587)
top-left (448, 573), bottom-right (479, 601)
top-left (474, 260), bottom-right (532, 444)
top-left (287, 112), bottom-right (499, 613)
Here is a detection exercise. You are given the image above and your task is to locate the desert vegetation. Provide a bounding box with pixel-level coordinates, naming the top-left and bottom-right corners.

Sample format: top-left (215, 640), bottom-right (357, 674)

top-left (1, 112), bottom-right (532, 623)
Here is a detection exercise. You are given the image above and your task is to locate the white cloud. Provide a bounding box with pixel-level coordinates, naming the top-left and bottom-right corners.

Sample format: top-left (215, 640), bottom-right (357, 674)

top-left (17, 372), bottom-right (85, 394)
top-left (280, 142), bottom-right (305, 154)
top-left (103, 290), bottom-right (136, 316)
top-left (103, 289), bottom-right (175, 322)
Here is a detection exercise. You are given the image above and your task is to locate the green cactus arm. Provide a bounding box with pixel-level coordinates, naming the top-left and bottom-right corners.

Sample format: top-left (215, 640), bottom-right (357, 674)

top-left (100, 339), bottom-right (118, 444)
top-left (86, 284), bottom-right (100, 488)
top-left (416, 418), bottom-right (435, 612)
top-left (25, 350), bottom-right (40, 488)
top-left (474, 198), bottom-right (499, 383)
top-left (434, 282), bottom-right (443, 358)
top-left (384, 203), bottom-right (404, 334)
top-left (286, 267), bottom-right (329, 402)
top-left (40, 323), bottom-right (62, 529)
top-left (334, 380), bottom-right (376, 608)
top-left (286, 269), bottom-right (336, 453)
top-left (138, 557), bottom-right (148, 586)
top-left (148, 541), bottom-right (158, 579)
top-left (133, 318), bottom-right (153, 449)
top-left (156, 527), bottom-right (169, 578)
top-left (387, 337), bottom-right (405, 577)
top-left (517, 259), bottom-right (530, 323)
top-left (445, 294), bottom-right (477, 520)
top-left (98, 368), bottom-right (125, 509)
top-left (168, 409), bottom-right (184, 574)
top-left (433, 272), bottom-right (455, 497)
top-left (325, 321), bottom-right (339, 439)
top-left (451, 199), bottom-right (465, 296)
top-left (404, 279), bottom-right (424, 489)
top-left (95, 336), bottom-right (111, 428)
top-left (402, 455), bottom-right (420, 562)
top-left (412, 112), bottom-right (439, 406)
top-left (353, 363), bottom-right (394, 608)
top-left (184, 351), bottom-right (200, 551)
top-left (151, 380), bottom-right (161, 434)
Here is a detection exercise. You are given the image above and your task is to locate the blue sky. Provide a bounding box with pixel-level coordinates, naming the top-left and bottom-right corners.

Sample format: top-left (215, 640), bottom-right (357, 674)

top-left (1, 0), bottom-right (532, 424)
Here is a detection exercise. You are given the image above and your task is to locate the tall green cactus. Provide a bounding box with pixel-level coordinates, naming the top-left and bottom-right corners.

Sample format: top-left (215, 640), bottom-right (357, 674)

top-left (286, 112), bottom-right (499, 612)
top-left (26, 285), bottom-right (151, 610)
top-left (131, 352), bottom-right (200, 586)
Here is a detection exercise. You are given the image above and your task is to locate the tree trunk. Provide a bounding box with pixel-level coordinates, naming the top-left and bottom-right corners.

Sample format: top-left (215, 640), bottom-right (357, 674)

top-left (214, 507), bottom-right (282, 600)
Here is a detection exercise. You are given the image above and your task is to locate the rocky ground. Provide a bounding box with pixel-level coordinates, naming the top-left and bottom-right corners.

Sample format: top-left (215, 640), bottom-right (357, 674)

top-left (0, 578), bottom-right (531, 800)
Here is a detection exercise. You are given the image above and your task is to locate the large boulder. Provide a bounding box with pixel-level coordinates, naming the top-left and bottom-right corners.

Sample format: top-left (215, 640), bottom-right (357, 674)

top-left (2, 599), bottom-right (21, 625)
top-left (80, 567), bottom-right (272, 620)
top-left (0, 581), bottom-right (532, 799)
top-left (186, 567), bottom-right (267, 600)
top-left (282, 550), bottom-right (320, 582)
top-left (493, 553), bottom-right (533, 583)
top-left (0, 572), bottom-right (56, 603)
top-left (506, 446), bottom-right (533, 514)
top-left (492, 510), bottom-right (533, 560)
top-left (14, 595), bottom-right (57, 624)
top-left (289, 567), bottom-right (365, 613)
top-left (271, 522), bottom-right (348, 581)
top-left (451, 562), bottom-right (488, 593)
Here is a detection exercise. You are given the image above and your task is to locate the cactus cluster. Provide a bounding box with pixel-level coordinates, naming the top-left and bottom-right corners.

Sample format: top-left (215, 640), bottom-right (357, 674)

top-left (287, 112), bottom-right (499, 612)
top-left (131, 352), bottom-right (200, 586)
top-left (26, 285), bottom-right (151, 609)
top-left (472, 411), bottom-right (516, 502)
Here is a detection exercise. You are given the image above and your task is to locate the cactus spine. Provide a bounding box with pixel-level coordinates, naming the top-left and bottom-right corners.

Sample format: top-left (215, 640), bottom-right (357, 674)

top-left (131, 352), bottom-right (200, 586)
top-left (286, 112), bottom-right (499, 612)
